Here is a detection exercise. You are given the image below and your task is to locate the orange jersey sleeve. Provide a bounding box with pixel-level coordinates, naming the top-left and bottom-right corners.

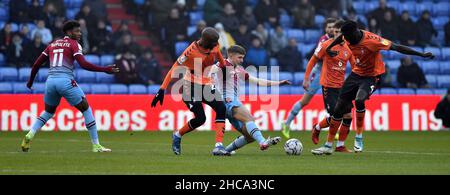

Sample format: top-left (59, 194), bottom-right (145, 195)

top-left (364, 32), bottom-right (392, 52)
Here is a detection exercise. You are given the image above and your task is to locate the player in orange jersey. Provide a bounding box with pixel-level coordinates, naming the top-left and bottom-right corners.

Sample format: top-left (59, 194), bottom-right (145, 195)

top-left (323, 21), bottom-right (434, 153)
top-left (151, 27), bottom-right (230, 156)
top-left (302, 20), bottom-right (355, 154)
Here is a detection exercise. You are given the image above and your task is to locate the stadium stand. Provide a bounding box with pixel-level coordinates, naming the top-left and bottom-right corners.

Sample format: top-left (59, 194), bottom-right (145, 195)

top-left (0, 0), bottom-right (448, 95)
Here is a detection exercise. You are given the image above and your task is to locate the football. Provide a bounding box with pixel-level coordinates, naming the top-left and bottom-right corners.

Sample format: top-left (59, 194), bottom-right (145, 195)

top-left (284, 138), bottom-right (303, 155)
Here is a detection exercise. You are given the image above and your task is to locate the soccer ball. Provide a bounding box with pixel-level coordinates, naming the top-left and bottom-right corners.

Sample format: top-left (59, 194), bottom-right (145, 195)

top-left (284, 138), bottom-right (303, 155)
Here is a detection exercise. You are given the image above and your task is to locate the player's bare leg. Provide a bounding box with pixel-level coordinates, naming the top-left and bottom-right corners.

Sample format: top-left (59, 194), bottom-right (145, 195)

top-left (233, 106), bottom-right (281, 150)
top-left (22, 103), bottom-right (56, 152)
top-left (283, 93), bottom-right (314, 139)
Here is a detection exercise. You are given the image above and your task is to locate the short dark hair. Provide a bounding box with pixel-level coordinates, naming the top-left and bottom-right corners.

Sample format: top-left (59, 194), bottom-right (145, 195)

top-left (324, 18), bottom-right (337, 26)
top-left (341, 20), bottom-right (358, 34)
top-left (227, 45), bottom-right (246, 55)
top-left (334, 20), bottom-right (346, 29)
top-left (62, 20), bottom-right (80, 34)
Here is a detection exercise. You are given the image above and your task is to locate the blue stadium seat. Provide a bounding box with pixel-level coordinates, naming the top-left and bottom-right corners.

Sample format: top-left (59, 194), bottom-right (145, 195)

top-left (0, 67), bottom-right (18, 81)
top-left (0, 53), bottom-right (5, 66)
top-left (0, 83), bottom-right (12, 93)
top-left (85, 55), bottom-right (100, 65)
top-left (66, 9), bottom-right (77, 19)
top-left (416, 89), bottom-right (434, 95)
top-left (386, 60), bottom-right (401, 74)
top-left (293, 72), bottom-right (305, 85)
top-left (78, 83), bottom-right (91, 94)
top-left (277, 86), bottom-right (291, 94)
top-left (280, 14), bottom-right (292, 28)
top-left (0, 7), bottom-right (8, 21)
top-left (366, 1), bottom-right (379, 13)
top-left (148, 85), bottom-right (160, 94)
top-left (433, 2), bottom-right (449, 16)
top-left (110, 84), bottom-right (128, 94)
top-left (314, 15), bottom-right (325, 27)
top-left (290, 86), bottom-right (305, 94)
top-left (197, 0), bottom-right (206, 10)
top-left (304, 29), bottom-right (321, 43)
top-left (37, 68), bottom-right (48, 82)
top-left (187, 25), bottom-right (197, 36)
top-left (279, 72), bottom-right (293, 81)
top-left (424, 47), bottom-right (441, 59)
top-left (270, 58), bottom-right (278, 66)
top-left (442, 47), bottom-right (450, 60)
top-left (420, 61), bottom-right (440, 74)
top-left (76, 69), bottom-right (96, 82)
top-left (134, 0), bottom-right (145, 5)
top-left (353, 1), bottom-right (365, 14)
top-left (175, 41), bottom-right (189, 56)
top-left (96, 72), bottom-right (115, 83)
top-left (298, 43), bottom-right (316, 57)
top-left (91, 84), bottom-right (110, 94)
top-left (437, 75), bottom-right (450, 88)
top-left (426, 75), bottom-right (437, 87)
top-left (433, 16), bottom-right (449, 30)
top-left (398, 88), bottom-right (415, 94)
top-left (32, 83), bottom-right (46, 94)
top-left (433, 88), bottom-right (448, 95)
top-left (18, 67), bottom-right (31, 81)
top-left (10, 23), bottom-right (19, 32)
top-left (416, 2), bottom-right (434, 16)
top-left (189, 11), bottom-right (203, 25)
top-left (13, 83), bottom-right (31, 94)
top-left (129, 84), bottom-right (147, 94)
top-left (286, 29), bottom-right (304, 42)
top-left (100, 55), bottom-right (115, 66)
top-left (440, 62), bottom-right (450, 74)
top-left (397, 3), bottom-right (415, 14)
top-left (380, 88), bottom-right (397, 94)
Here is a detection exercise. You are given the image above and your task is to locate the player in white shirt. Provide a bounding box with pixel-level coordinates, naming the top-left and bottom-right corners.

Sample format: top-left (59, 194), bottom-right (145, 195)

top-left (210, 45), bottom-right (291, 153)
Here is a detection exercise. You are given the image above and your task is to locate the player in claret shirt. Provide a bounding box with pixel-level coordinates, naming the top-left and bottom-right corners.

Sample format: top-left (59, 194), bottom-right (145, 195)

top-left (21, 20), bottom-right (119, 153)
top-left (325, 20), bottom-right (435, 153)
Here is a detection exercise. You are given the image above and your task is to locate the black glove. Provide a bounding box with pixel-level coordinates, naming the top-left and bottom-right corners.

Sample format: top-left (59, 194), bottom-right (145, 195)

top-left (151, 89), bottom-right (165, 107)
top-left (421, 52), bottom-right (435, 59)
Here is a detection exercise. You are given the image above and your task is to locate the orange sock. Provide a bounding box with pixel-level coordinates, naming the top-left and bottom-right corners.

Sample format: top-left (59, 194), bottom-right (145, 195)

top-left (319, 117), bottom-right (330, 129)
top-left (215, 122), bottom-right (225, 143)
top-left (327, 118), bottom-right (341, 143)
top-left (356, 111), bottom-right (365, 135)
top-left (179, 122), bottom-right (193, 136)
top-left (338, 124), bottom-right (350, 142)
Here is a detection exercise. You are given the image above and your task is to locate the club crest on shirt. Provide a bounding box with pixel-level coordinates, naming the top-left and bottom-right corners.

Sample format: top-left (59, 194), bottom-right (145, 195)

top-left (381, 39), bottom-right (389, 46)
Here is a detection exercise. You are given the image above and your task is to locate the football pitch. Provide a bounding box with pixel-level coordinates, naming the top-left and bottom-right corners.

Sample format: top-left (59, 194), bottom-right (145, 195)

top-left (1, 131), bottom-right (450, 175)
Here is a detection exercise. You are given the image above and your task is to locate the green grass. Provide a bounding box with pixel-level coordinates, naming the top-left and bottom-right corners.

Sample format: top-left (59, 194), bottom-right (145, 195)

top-left (1, 131), bottom-right (450, 175)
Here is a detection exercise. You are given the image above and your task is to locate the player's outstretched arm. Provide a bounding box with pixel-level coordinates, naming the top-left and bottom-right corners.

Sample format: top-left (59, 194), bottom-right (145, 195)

top-left (326, 35), bottom-right (344, 57)
top-left (248, 75), bottom-right (291, 86)
top-left (27, 53), bottom-right (49, 89)
top-left (75, 55), bottom-right (119, 73)
top-left (303, 56), bottom-right (319, 90)
top-left (390, 43), bottom-right (435, 59)
top-left (151, 62), bottom-right (179, 107)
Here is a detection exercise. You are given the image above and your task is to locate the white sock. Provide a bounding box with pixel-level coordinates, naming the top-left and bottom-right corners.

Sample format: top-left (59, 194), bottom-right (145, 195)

top-left (315, 124), bottom-right (321, 131)
top-left (355, 133), bottom-right (363, 139)
top-left (336, 141), bottom-right (344, 147)
top-left (174, 131), bottom-right (181, 138)
top-left (215, 142), bottom-right (223, 147)
top-left (325, 142), bottom-right (333, 148)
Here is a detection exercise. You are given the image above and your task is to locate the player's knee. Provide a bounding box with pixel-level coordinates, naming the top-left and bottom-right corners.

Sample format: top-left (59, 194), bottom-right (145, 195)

top-left (354, 98), bottom-right (366, 111)
top-left (44, 104), bottom-right (57, 114)
top-left (74, 98), bottom-right (90, 112)
top-left (343, 113), bottom-right (352, 119)
top-left (332, 100), bottom-right (348, 118)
